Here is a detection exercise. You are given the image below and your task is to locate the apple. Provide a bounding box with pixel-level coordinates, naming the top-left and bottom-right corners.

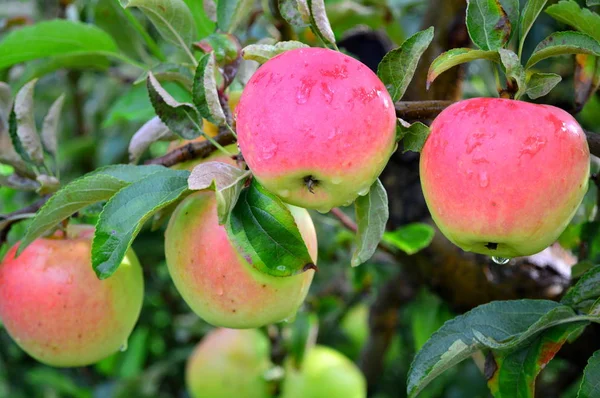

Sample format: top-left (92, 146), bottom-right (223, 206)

top-left (164, 192), bottom-right (318, 328)
top-left (420, 98), bottom-right (590, 258)
top-left (281, 345), bottom-right (367, 398)
top-left (235, 47), bottom-right (397, 212)
top-left (0, 225), bottom-right (144, 367)
top-left (186, 328), bottom-right (273, 398)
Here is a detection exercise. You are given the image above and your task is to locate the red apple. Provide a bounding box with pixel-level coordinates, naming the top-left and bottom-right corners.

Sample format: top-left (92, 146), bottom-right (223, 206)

top-left (164, 192), bottom-right (318, 328)
top-left (0, 225), bottom-right (144, 367)
top-left (235, 47), bottom-right (397, 212)
top-left (420, 98), bottom-right (590, 258)
top-left (186, 328), bottom-right (272, 398)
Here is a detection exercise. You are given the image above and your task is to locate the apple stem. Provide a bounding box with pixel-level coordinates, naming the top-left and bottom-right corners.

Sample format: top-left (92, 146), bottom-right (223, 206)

top-left (304, 176), bottom-right (317, 193)
top-left (303, 263), bottom-right (318, 272)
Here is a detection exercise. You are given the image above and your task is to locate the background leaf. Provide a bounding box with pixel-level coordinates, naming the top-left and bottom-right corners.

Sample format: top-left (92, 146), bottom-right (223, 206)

top-left (0, 20), bottom-right (119, 70)
top-left (41, 94), bottom-right (65, 157)
top-left (377, 27), bottom-right (434, 102)
top-left (383, 223), bottom-right (435, 255)
top-left (13, 80), bottom-right (43, 166)
top-left (352, 179), bottom-right (389, 267)
top-left (518, 0), bottom-right (548, 56)
top-left (217, 0), bottom-right (256, 33)
top-left (128, 116), bottom-right (176, 163)
top-left (525, 31), bottom-right (600, 69)
top-left (92, 169), bottom-right (190, 279)
top-left (226, 180), bottom-right (314, 277)
top-left (183, 0), bottom-right (216, 39)
top-left (466, 0), bottom-right (511, 51)
top-left (579, 350), bottom-right (600, 398)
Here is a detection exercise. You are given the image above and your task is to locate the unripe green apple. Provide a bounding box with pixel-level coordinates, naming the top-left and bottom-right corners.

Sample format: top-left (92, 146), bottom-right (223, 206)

top-left (186, 328), bottom-right (273, 398)
top-left (0, 225), bottom-right (144, 367)
top-left (164, 192), bottom-right (318, 328)
top-left (281, 345), bottom-right (367, 398)
top-left (235, 47), bottom-right (397, 212)
top-left (420, 98), bottom-right (590, 258)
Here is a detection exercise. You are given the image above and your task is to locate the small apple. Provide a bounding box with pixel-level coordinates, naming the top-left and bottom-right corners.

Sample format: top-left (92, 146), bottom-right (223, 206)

top-left (235, 47), bottom-right (397, 212)
top-left (186, 328), bottom-right (273, 398)
top-left (281, 345), bottom-right (367, 398)
top-left (0, 225), bottom-right (144, 367)
top-left (420, 98), bottom-right (590, 258)
top-left (164, 192), bottom-right (318, 328)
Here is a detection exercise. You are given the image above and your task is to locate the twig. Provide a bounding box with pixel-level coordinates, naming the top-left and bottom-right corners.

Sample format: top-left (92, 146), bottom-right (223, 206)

top-left (395, 100), bottom-right (453, 121)
top-left (0, 195), bottom-right (49, 244)
top-left (586, 130), bottom-right (600, 159)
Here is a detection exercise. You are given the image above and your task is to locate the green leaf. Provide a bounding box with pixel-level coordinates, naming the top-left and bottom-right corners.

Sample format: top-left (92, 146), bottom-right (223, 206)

top-left (561, 264), bottom-right (600, 313)
top-left (518, 0), bottom-right (548, 57)
top-left (278, 0), bottom-right (310, 27)
top-left (226, 179), bottom-right (314, 277)
top-left (525, 72), bottom-right (562, 99)
top-left (0, 20), bottom-right (119, 70)
top-left (41, 94), bottom-right (65, 157)
top-left (17, 165), bottom-right (166, 256)
top-left (466, 0), bottom-right (512, 51)
top-left (427, 48), bottom-right (500, 88)
top-left (13, 79), bottom-right (44, 166)
top-left (579, 350), bottom-right (600, 398)
top-left (383, 223), bottom-right (435, 255)
top-left (498, 48), bottom-right (526, 95)
top-left (288, 312), bottom-right (319, 366)
top-left (217, 0), bottom-right (255, 33)
top-left (121, 0), bottom-right (197, 56)
top-left (407, 300), bottom-right (585, 398)
top-left (8, 109), bottom-right (34, 168)
top-left (499, 0), bottom-right (520, 37)
top-left (352, 179), bottom-right (389, 267)
top-left (488, 323), bottom-right (587, 398)
top-left (192, 53), bottom-right (226, 126)
top-left (546, 1), bottom-right (600, 42)
top-left (183, 0), bottom-right (216, 39)
top-left (128, 116), bottom-right (175, 163)
top-left (525, 31), bottom-right (600, 69)
top-left (397, 120), bottom-right (430, 153)
top-left (377, 27), bottom-right (434, 102)
top-left (243, 41), bottom-right (309, 64)
top-left (307, 0), bottom-right (336, 47)
top-left (92, 169), bottom-right (190, 279)
top-left (147, 72), bottom-right (203, 140)
top-left (187, 161), bottom-right (250, 224)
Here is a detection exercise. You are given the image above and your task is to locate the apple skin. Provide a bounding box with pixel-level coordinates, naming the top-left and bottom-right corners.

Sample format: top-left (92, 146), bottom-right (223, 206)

top-left (186, 328), bottom-right (272, 398)
top-left (281, 345), bottom-right (366, 398)
top-left (420, 98), bottom-right (590, 258)
top-left (0, 225), bottom-right (144, 367)
top-left (164, 192), bottom-right (318, 328)
top-left (235, 47), bottom-right (397, 212)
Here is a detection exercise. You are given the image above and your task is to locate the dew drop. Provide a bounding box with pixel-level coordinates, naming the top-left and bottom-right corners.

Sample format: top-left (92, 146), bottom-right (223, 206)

top-left (331, 177), bottom-right (342, 185)
top-left (357, 187), bottom-right (370, 196)
top-left (478, 172), bottom-right (489, 188)
top-left (120, 341), bottom-right (128, 352)
top-left (491, 256), bottom-right (510, 265)
top-left (316, 207), bottom-right (331, 214)
top-left (278, 189), bottom-right (290, 198)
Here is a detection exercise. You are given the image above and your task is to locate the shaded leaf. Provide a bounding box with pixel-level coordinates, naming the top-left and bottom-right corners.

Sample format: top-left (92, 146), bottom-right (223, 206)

top-left (499, 0), bottom-right (520, 36)
top-left (226, 179), bottom-right (314, 277)
top-left (562, 264), bottom-right (600, 313)
top-left (498, 48), bottom-right (526, 94)
top-left (128, 116), bottom-right (176, 163)
top-left (217, 0), bottom-right (255, 33)
top-left (377, 27), bottom-right (434, 102)
top-left (525, 31), bottom-right (600, 69)
top-left (192, 54), bottom-right (226, 126)
top-left (41, 94), bottom-right (65, 157)
top-left (518, 0), bottom-right (548, 56)
top-left (17, 165), bottom-right (166, 256)
top-left (243, 41), bottom-right (309, 63)
top-left (188, 161), bottom-right (250, 224)
top-left (427, 48), bottom-right (500, 88)
top-left (397, 119), bottom-right (430, 153)
top-left (525, 72), bottom-right (562, 99)
top-left (488, 323), bottom-right (587, 398)
top-left (352, 179), bottom-right (388, 267)
top-left (147, 72), bottom-right (203, 140)
top-left (307, 0), bottom-right (336, 46)
top-left (13, 80), bottom-right (43, 165)
top-left (383, 223), bottom-right (435, 255)
top-left (278, 0), bottom-right (310, 27)
top-left (546, 0), bottom-right (600, 42)
top-left (92, 169), bottom-right (190, 279)
top-left (466, 0), bottom-right (512, 51)
top-left (588, 0), bottom-right (600, 5)
top-left (0, 20), bottom-right (119, 69)
top-left (121, 0), bottom-right (197, 52)
top-left (574, 54), bottom-right (600, 109)
top-left (407, 300), bottom-right (584, 397)
top-left (579, 350), bottom-right (600, 398)
top-left (0, 83), bottom-right (30, 176)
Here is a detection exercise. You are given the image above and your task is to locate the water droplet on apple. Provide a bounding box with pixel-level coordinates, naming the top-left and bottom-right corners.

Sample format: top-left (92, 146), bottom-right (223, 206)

top-left (316, 207), bottom-right (330, 214)
top-left (262, 142), bottom-right (277, 160)
top-left (216, 287), bottom-right (224, 296)
top-left (491, 256), bottom-right (510, 265)
top-left (120, 341), bottom-right (128, 352)
top-left (357, 187), bottom-right (370, 196)
top-left (478, 172), bottom-right (489, 188)
top-left (331, 177), bottom-right (342, 185)
top-left (278, 189), bottom-right (290, 198)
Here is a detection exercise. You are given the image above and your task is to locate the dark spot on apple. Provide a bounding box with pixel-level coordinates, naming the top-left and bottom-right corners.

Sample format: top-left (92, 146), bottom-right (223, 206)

top-left (262, 284), bottom-right (266, 288)
top-left (232, 309), bottom-right (236, 313)
top-left (491, 202), bottom-right (497, 207)
top-left (304, 176), bottom-right (318, 193)
top-left (485, 242), bottom-right (498, 250)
